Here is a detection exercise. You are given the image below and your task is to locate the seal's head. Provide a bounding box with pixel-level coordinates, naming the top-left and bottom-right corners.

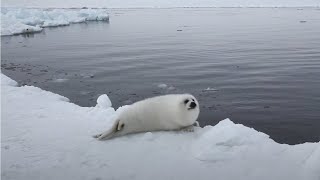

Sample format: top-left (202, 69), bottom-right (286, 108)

top-left (179, 94), bottom-right (200, 125)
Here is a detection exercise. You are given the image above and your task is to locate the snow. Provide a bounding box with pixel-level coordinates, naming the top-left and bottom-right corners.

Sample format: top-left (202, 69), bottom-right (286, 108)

top-left (1, 74), bottom-right (18, 87)
top-left (2, 0), bottom-right (320, 8)
top-left (1, 73), bottom-right (320, 180)
top-left (96, 94), bottom-right (112, 109)
top-left (1, 8), bottom-right (109, 36)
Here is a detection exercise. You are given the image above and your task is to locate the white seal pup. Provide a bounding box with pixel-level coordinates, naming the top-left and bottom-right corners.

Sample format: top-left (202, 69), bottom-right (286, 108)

top-left (94, 94), bottom-right (200, 140)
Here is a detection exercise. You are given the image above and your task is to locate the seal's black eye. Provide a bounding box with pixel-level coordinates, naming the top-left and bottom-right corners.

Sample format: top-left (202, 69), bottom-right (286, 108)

top-left (184, 99), bottom-right (189, 104)
top-left (121, 124), bottom-right (125, 128)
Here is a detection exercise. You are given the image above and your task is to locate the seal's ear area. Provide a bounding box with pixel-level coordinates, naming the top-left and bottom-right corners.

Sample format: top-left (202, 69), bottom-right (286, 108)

top-left (117, 121), bottom-right (125, 131)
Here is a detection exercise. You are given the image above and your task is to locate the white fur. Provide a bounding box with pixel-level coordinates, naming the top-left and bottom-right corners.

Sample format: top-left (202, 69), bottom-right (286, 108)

top-left (94, 94), bottom-right (200, 140)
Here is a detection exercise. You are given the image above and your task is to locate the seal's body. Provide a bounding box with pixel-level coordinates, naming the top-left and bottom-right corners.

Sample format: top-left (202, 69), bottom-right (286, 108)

top-left (94, 94), bottom-right (200, 140)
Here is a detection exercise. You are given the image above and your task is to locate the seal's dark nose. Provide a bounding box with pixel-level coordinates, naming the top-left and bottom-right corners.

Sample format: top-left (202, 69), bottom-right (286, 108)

top-left (190, 102), bottom-right (197, 109)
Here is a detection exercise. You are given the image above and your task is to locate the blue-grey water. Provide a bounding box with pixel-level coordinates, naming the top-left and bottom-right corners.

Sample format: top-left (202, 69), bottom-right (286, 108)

top-left (2, 8), bottom-right (320, 144)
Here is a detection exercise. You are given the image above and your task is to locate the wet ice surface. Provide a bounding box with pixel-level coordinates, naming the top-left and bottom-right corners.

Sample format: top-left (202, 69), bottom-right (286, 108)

top-left (2, 8), bottom-right (320, 144)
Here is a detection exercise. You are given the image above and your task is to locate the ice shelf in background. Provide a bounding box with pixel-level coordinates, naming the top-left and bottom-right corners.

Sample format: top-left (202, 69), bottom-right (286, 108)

top-left (1, 8), bottom-right (109, 36)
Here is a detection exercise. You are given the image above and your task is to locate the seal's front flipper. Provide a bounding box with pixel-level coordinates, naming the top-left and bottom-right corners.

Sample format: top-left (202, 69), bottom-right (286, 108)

top-left (93, 119), bottom-right (121, 140)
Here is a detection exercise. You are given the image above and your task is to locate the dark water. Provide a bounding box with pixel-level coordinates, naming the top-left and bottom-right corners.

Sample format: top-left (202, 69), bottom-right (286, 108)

top-left (2, 8), bottom-right (320, 144)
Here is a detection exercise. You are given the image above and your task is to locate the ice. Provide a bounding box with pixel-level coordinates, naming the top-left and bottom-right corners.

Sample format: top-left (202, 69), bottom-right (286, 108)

top-left (157, 83), bottom-right (168, 89)
top-left (1, 73), bottom-right (18, 86)
top-left (2, 0), bottom-right (319, 8)
top-left (203, 87), bottom-right (218, 92)
top-left (192, 119), bottom-right (272, 161)
top-left (96, 94), bottom-right (112, 108)
top-left (157, 83), bottom-right (175, 91)
top-left (1, 14), bottom-right (43, 36)
top-left (1, 73), bottom-right (320, 180)
top-left (52, 78), bottom-right (69, 83)
top-left (1, 8), bottom-right (109, 36)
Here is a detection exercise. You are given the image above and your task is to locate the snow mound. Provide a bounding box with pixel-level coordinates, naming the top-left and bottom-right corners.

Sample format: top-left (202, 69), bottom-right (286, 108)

top-left (1, 73), bottom-right (320, 180)
top-left (1, 8), bottom-right (109, 36)
top-left (96, 94), bottom-right (112, 108)
top-left (193, 119), bottom-right (271, 161)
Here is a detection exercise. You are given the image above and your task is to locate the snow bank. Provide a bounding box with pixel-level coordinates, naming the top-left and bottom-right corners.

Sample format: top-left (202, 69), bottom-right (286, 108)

top-left (1, 73), bottom-right (320, 180)
top-left (2, 0), bottom-right (320, 8)
top-left (1, 74), bottom-right (18, 87)
top-left (1, 8), bottom-right (109, 36)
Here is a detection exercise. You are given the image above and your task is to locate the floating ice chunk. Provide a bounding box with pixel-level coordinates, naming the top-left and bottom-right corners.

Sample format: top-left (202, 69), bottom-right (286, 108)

top-left (168, 86), bottom-right (175, 90)
top-left (157, 83), bottom-right (175, 90)
top-left (80, 73), bottom-right (95, 78)
top-left (203, 87), bottom-right (218, 92)
top-left (78, 9), bottom-right (109, 21)
top-left (52, 78), bottom-right (69, 83)
top-left (157, 83), bottom-right (168, 89)
top-left (1, 15), bottom-right (43, 36)
top-left (1, 8), bottom-right (109, 36)
top-left (96, 94), bottom-right (112, 108)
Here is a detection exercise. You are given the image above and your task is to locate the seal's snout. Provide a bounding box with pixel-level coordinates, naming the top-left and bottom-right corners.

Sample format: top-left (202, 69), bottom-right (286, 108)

top-left (184, 97), bottom-right (198, 110)
top-left (189, 102), bottom-right (197, 109)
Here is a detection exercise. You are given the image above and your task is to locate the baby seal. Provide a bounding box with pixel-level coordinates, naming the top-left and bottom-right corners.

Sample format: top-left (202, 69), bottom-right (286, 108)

top-left (94, 94), bottom-right (200, 140)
